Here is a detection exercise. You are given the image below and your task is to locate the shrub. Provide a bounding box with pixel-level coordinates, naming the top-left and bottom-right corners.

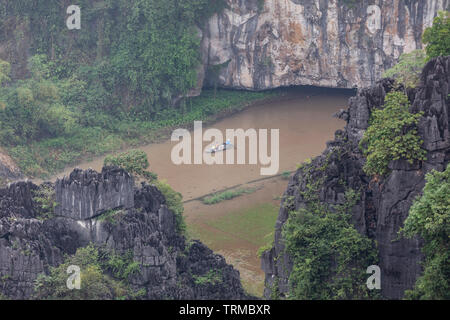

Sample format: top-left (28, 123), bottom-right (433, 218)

top-left (423, 11), bottom-right (450, 60)
top-left (0, 59), bottom-right (10, 85)
top-left (32, 184), bottom-right (57, 220)
top-left (360, 91), bottom-right (427, 176)
top-left (283, 188), bottom-right (379, 300)
top-left (104, 150), bottom-right (157, 181)
top-left (383, 50), bottom-right (426, 89)
top-left (193, 269), bottom-right (222, 286)
top-left (202, 188), bottom-right (256, 205)
top-left (33, 245), bottom-right (133, 300)
top-left (402, 165), bottom-right (450, 299)
top-left (155, 179), bottom-right (186, 234)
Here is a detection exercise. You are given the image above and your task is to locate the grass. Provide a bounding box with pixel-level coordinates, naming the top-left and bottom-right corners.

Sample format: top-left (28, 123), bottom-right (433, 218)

top-left (206, 203), bottom-right (278, 246)
top-left (281, 170), bottom-right (291, 180)
top-left (202, 187), bottom-right (256, 205)
top-left (6, 89), bottom-right (279, 178)
top-left (187, 202), bottom-right (278, 296)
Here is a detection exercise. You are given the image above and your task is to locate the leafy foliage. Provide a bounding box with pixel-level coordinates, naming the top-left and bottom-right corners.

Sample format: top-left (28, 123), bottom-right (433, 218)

top-left (423, 11), bottom-right (450, 60)
top-left (284, 190), bottom-right (378, 299)
top-left (104, 150), bottom-right (157, 181)
top-left (202, 188), bottom-right (256, 205)
top-left (32, 184), bottom-right (57, 220)
top-left (282, 157), bottom-right (379, 299)
top-left (155, 179), bottom-right (186, 234)
top-left (383, 50), bottom-right (426, 89)
top-left (401, 165), bottom-right (450, 300)
top-left (103, 150), bottom-right (185, 233)
top-left (0, 0), bottom-right (226, 116)
top-left (360, 91), bottom-right (427, 176)
top-left (0, 59), bottom-right (10, 86)
top-left (0, 0), bottom-right (275, 178)
top-left (193, 269), bottom-right (223, 286)
top-left (34, 244), bottom-right (144, 300)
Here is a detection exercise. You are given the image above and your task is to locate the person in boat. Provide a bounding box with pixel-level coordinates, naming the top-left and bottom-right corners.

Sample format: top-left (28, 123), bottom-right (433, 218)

top-left (211, 145), bottom-right (216, 153)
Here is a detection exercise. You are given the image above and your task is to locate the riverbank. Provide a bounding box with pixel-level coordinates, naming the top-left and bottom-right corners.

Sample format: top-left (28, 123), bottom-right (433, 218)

top-left (28, 86), bottom-right (352, 296)
top-left (184, 176), bottom-right (286, 296)
top-left (6, 89), bottom-right (279, 179)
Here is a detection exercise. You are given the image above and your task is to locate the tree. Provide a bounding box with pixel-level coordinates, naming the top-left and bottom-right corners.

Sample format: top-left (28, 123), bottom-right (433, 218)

top-left (283, 188), bottom-right (379, 300)
top-left (33, 245), bottom-right (142, 300)
top-left (402, 165), bottom-right (450, 299)
top-left (422, 11), bottom-right (450, 60)
top-left (360, 91), bottom-right (427, 176)
top-left (104, 150), bottom-right (157, 181)
top-left (0, 59), bottom-right (10, 85)
top-left (383, 50), bottom-right (426, 89)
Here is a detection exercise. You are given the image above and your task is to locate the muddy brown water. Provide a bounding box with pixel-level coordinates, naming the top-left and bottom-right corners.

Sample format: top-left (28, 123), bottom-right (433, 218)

top-left (47, 87), bottom-right (352, 201)
top-left (40, 86), bottom-right (353, 296)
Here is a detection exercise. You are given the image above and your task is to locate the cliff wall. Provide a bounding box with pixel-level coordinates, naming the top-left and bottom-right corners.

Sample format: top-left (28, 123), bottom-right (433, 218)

top-left (0, 167), bottom-right (248, 299)
top-left (261, 56), bottom-right (450, 299)
top-left (201, 0), bottom-right (448, 90)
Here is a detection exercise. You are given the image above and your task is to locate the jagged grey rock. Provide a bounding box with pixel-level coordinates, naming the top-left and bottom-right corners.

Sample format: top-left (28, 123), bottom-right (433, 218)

top-left (262, 56), bottom-right (450, 299)
top-left (0, 167), bottom-right (248, 300)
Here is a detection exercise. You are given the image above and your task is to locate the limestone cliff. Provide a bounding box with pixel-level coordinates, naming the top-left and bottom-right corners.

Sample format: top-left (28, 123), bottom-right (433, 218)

top-left (261, 56), bottom-right (450, 299)
top-left (201, 0), bottom-right (448, 90)
top-left (0, 167), bottom-right (248, 299)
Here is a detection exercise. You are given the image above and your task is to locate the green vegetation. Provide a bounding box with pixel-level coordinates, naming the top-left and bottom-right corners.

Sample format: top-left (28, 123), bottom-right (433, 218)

top-left (32, 184), bottom-right (57, 220)
top-left (202, 188), bottom-right (256, 205)
top-left (284, 195), bottom-right (378, 299)
top-left (34, 244), bottom-right (144, 300)
top-left (423, 11), bottom-right (450, 60)
top-left (188, 202), bottom-right (278, 297)
top-left (281, 170), bottom-right (291, 180)
top-left (104, 150), bottom-right (157, 181)
top-left (96, 208), bottom-right (124, 224)
top-left (281, 156), bottom-right (379, 300)
top-left (341, 0), bottom-right (359, 8)
top-left (190, 203), bottom-right (278, 249)
top-left (0, 1), bottom-right (276, 178)
top-left (360, 91), bottom-right (427, 176)
top-left (401, 165), bottom-right (450, 300)
top-left (257, 242), bottom-right (273, 258)
top-left (383, 50), bottom-right (426, 89)
top-left (0, 0), bottom-right (226, 112)
top-left (154, 179), bottom-right (186, 234)
top-left (0, 61), bottom-right (274, 178)
top-left (102, 151), bottom-right (186, 234)
top-left (0, 59), bottom-right (10, 86)
top-left (257, 0), bottom-right (265, 13)
top-left (193, 269), bottom-right (223, 286)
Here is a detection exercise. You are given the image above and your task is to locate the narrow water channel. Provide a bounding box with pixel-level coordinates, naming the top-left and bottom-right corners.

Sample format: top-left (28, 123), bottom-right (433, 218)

top-left (49, 86), bottom-right (352, 200)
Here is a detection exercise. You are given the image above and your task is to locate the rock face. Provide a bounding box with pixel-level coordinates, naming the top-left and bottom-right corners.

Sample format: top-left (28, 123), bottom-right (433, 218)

top-left (0, 149), bottom-right (22, 186)
top-left (262, 56), bottom-right (450, 299)
top-left (55, 167), bottom-right (135, 220)
top-left (0, 167), bottom-right (248, 300)
top-left (201, 0), bottom-right (448, 90)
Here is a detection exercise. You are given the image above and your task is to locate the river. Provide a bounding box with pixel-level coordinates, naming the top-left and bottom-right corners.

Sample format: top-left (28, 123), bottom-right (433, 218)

top-left (49, 86), bottom-right (351, 200)
top-left (48, 86), bottom-right (353, 296)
